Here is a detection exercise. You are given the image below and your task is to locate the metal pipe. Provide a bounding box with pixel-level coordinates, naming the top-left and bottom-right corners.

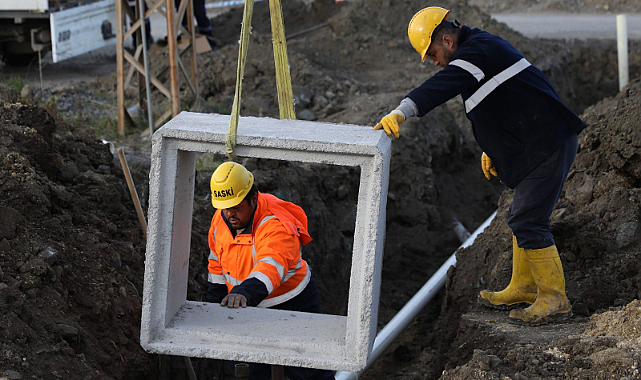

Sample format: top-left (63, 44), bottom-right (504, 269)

top-left (116, 0), bottom-right (125, 135)
top-left (138, 0), bottom-right (154, 136)
top-left (617, 14), bottom-right (629, 91)
top-left (334, 211), bottom-right (497, 380)
top-left (166, 0), bottom-right (181, 117)
top-left (451, 218), bottom-right (471, 243)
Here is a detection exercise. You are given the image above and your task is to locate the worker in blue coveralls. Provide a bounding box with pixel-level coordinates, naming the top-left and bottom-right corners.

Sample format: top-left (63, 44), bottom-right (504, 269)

top-left (374, 6), bottom-right (586, 325)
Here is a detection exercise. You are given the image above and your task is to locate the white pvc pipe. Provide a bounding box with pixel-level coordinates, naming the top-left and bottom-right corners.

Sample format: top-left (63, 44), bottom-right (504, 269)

top-left (452, 218), bottom-right (471, 243)
top-left (334, 210), bottom-right (497, 380)
top-left (617, 14), bottom-right (629, 91)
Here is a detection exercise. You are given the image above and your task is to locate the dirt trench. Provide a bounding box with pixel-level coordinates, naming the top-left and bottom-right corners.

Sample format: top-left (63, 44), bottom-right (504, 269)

top-left (1, 0), bottom-right (641, 379)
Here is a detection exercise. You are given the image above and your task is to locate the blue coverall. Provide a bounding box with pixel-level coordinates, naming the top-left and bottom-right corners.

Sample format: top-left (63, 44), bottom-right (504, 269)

top-left (404, 25), bottom-right (586, 249)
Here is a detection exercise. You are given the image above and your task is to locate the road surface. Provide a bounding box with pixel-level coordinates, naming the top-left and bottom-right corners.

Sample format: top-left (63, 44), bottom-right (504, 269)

top-left (492, 13), bottom-right (641, 40)
top-left (1, 12), bottom-right (638, 88)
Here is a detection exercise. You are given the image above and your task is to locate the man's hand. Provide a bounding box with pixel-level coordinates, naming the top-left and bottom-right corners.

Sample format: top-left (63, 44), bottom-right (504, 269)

top-left (374, 110), bottom-right (405, 138)
top-left (481, 152), bottom-right (498, 180)
top-left (221, 293), bottom-right (247, 308)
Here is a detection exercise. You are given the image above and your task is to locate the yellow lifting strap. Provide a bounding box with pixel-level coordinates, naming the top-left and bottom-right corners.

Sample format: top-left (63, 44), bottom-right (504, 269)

top-left (226, 0), bottom-right (296, 158)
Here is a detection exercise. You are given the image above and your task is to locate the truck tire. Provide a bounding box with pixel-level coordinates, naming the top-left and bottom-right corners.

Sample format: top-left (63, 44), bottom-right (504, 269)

top-left (1, 52), bottom-right (38, 66)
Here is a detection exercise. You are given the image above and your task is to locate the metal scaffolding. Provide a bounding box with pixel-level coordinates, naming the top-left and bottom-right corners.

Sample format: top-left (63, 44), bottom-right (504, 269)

top-left (115, 0), bottom-right (198, 135)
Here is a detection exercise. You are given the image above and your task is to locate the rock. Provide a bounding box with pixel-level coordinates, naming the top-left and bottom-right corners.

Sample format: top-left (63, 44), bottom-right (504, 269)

top-left (60, 161), bottom-right (80, 181)
top-left (3, 369), bottom-right (23, 379)
top-left (242, 96), bottom-right (271, 117)
top-left (298, 109), bottom-right (316, 121)
top-left (57, 323), bottom-right (79, 340)
top-left (38, 246), bottom-right (59, 265)
top-left (514, 372), bottom-right (529, 380)
top-left (292, 84), bottom-right (314, 108)
top-left (615, 221), bottom-right (639, 248)
top-left (74, 292), bottom-right (94, 308)
top-left (20, 84), bottom-right (31, 99)
top-left (564, 173), bottom-right (594, 206)
top-left (550, 207), bottom-right (569, 221)
top-left (0, 238), bottom-right (11, 254)
top-left (473, 349), bottom-right (501, 370)
top-left (0, 206), bottom-right (24, 240)
top-left (19, 258), bottom-right (48, 276)
top-left (312, 95), bottom-right (328, 111)
top-left (321, 101), bottom-right (342, 117)
top-left (97, 164), bottom-right (111, 174)
top-left (0, 84), bottom-right (19, 103)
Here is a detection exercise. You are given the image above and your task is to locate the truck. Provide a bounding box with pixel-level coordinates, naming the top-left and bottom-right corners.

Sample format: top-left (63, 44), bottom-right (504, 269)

top-left (0, 0), bottom-right (117, 65)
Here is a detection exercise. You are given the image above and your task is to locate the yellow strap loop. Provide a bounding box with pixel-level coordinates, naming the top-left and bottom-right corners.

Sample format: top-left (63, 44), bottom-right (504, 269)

top-left (226, 0), bottom-right (254, 158)
top-left (269, 0), bottom-right (296, 120)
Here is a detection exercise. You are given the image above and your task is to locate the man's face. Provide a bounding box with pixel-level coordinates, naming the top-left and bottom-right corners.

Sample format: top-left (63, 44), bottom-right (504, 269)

top-left (425, 35), bottom-right (456, 68)
top-left (222, 194), bottom-right (257, 231)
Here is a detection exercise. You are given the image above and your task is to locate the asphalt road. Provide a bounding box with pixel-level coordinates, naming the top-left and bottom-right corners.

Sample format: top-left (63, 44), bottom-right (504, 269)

top-left (1, 12), bottom-right (639, 88)
top-left (492, 13), bottom-right (641, 40)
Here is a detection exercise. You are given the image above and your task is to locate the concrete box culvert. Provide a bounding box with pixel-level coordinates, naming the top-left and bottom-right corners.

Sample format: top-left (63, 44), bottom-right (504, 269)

top-left (140, 112), bottom-right (391, 372)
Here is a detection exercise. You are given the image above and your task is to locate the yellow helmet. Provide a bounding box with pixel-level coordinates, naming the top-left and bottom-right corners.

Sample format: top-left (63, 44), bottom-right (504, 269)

top-left (408, 6), bottom-right (450, 62)
top-left (210, 162), bottom-right (254, 209)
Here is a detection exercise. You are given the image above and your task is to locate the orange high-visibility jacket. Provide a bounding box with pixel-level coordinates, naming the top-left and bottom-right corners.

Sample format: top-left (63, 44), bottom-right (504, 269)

top-left (208, 193), bottom-right (313, 308)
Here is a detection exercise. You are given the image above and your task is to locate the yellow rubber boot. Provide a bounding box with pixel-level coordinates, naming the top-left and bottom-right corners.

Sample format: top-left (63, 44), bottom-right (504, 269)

top-left (509, 245), bottom-right (572, 325)
top-left (478, 236), bottom-right (537, 310)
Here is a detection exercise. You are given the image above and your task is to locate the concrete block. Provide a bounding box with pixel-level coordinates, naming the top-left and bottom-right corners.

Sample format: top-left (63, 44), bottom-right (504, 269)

top-left (140, 112), bottom-right (391, 372)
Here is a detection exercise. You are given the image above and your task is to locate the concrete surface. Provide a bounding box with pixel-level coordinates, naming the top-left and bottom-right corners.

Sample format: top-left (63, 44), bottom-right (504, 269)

top-left (140, 112), bottom-right (391, 372)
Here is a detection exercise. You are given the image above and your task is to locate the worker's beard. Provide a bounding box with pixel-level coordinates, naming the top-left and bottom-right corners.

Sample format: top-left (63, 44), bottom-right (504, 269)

top-left (442, 49), bottom-right (454, 67)
top-left (228, 217), bottom-right (245, 230)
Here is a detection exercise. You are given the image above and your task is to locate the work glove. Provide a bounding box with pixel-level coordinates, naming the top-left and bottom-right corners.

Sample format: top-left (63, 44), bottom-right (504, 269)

top-left (221, 293), bottom-right (247, 308)
top-left (481, 152), bottom-right (498, 180)
top-left (374, 110), bottom-right (405, 138)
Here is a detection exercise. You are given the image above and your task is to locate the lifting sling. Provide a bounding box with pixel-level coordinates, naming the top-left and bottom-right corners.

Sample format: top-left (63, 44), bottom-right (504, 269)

top-left (226, 0), bottom-right (296, 158)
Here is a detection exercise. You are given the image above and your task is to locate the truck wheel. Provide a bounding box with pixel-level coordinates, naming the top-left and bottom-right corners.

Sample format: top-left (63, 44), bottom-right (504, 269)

top-left (1, 52), bottom-right (38, 66)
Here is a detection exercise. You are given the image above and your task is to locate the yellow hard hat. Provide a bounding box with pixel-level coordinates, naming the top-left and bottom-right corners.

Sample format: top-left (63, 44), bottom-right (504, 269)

top-left (210, 162), bottom-right (254, 209)
top-left (408, 6), bottom-right (450, 62)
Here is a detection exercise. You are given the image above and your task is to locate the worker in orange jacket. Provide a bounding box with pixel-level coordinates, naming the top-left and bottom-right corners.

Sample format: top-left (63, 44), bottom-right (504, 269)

top-left (207, 161), bottom-right (334, 380)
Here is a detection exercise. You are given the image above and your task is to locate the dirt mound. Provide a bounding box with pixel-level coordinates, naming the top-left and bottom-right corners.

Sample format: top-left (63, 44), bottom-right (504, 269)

top-left (0, 88), bottom-right (154, 379)
top-left (432, 77), bottom-right (641, 380)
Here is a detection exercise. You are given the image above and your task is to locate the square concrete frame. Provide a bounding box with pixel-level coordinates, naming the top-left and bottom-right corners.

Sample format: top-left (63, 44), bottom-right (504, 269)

top-left (140, 112), bottom-right (391, 372)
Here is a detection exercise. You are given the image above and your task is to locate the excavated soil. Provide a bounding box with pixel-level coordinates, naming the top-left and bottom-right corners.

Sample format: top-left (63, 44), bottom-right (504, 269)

top-left (1, 0), bottom-right (641, 379)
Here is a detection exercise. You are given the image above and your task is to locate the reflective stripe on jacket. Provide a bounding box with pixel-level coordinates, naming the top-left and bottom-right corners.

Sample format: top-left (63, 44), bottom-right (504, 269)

top-left (406, 25), bottom-right (585, 188)
top-left (208, 193), bottom-right (312, 308)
